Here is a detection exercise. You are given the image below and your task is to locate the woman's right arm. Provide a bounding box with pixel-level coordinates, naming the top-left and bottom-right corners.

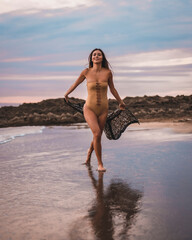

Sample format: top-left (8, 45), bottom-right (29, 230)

top-left (64, 69), bottom-right (87, 102)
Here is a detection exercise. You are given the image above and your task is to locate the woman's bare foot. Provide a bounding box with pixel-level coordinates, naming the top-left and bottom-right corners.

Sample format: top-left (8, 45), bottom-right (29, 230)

top-left (86, 146), bottom-right (94, 164)
top-left (97, 165), bottom-right (106, 172)
top-left (83, 147), bottom-right (93, 165)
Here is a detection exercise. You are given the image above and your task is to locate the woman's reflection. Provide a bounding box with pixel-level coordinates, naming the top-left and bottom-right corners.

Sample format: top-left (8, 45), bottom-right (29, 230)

top-left (87, 166), bottom-right (142, 240)
top-left (88, 167), bottom-right (114, 240)
top-left (68, 166), bottom-right (142, 240)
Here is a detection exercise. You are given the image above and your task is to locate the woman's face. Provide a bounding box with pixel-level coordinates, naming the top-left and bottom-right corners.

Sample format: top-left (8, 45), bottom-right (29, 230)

top-left (92, 50), bottom-right (103, 64)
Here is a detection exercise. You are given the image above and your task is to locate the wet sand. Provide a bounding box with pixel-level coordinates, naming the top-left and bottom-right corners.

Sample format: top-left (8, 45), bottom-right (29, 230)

top-left (0, 123), bottom-right (192, 240)
top-left (140, 121), bottom-right (192, 134)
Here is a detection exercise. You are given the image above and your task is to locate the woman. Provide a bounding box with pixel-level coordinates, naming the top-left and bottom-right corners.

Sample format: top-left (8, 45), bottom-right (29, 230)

top-left (64, 48), bottom-right (125, 172)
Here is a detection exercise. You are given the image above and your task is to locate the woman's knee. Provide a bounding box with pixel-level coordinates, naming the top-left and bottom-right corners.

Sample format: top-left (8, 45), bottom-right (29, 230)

top-left (93, 129), bottom-right (101, 139)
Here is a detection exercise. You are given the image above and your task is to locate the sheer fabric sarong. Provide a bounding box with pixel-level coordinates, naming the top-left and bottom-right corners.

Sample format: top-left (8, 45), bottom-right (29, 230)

top-left (64, 98), bottom-right (139, 140)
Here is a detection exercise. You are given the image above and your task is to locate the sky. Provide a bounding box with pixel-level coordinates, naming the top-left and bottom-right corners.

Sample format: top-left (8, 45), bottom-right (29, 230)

top-left (0, 0), bottom-right (192, 105)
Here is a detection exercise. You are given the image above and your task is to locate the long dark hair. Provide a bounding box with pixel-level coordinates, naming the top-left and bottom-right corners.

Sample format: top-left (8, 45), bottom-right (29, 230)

top-left (88, 48), bottom-right (111, 69)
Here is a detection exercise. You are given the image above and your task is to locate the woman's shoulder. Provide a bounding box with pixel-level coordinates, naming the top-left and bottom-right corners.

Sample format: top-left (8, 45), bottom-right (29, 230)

top-left (104, 68), bottom-right (112, 73)
top-left (81, 68), bottom-right (89, 76)
top-left (105, 68), bottom-right (113, 77)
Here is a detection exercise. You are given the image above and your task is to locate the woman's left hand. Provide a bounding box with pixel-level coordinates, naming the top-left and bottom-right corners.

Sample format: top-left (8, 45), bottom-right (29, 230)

top-left (119, 100), bottom-right (125, 110)
top-left (64, 94), bottom-right (69, 103)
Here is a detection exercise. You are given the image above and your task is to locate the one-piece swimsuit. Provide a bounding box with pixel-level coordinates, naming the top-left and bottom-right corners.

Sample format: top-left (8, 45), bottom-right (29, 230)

top-left (86, 80), bottom-right (108, 116)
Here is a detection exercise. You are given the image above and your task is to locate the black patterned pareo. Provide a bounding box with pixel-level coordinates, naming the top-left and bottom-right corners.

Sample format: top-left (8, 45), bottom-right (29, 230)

top-left (64, 98), bottom-right (139, 140)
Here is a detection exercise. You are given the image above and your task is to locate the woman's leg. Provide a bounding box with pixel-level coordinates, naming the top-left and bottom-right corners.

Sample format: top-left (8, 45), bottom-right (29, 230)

top-left (98, 112), bottom-right (108, 135)
top-left (85, 141), bottom-right (94, 165)
top-left (84, 105), bottom-right (107, 171)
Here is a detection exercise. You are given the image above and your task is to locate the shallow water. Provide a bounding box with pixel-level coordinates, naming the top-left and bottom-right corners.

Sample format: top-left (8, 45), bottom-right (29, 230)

top-left (0, 124), bottom-right (192, 240)
top-left (0, 126), bottom-right (44, 144)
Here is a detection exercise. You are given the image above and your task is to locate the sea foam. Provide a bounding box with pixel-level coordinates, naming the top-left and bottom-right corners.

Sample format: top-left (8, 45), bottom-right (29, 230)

top-left (0, 126), bottom-right (45, 144)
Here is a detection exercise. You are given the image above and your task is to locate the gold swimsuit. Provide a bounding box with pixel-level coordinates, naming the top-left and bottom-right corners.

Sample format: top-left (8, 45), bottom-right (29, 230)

top-left (85, 81), bottom-right (108, 116)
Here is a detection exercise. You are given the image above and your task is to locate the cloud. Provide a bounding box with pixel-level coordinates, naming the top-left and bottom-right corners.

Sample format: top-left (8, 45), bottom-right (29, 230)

top-left (0, 0), bottom-right (192, 104)
top-left (2, 48), bottom-right (190, 81)
top-left (1, 0), bottom-right (191, 58)
top-left (110, 48), bottom-right (192, 69)
top-left (41, 48), bottom-right (192, 80)
top-left (44, 59), bottom-right (87, 66)
top-left (0, 0), bottom-right (99, 15)
top-left (1, 57), bottom-right (40, 62)
top-left (0, 74), bottom-right (76, 81)
top-left (1, 48), bottom-right (191, 104)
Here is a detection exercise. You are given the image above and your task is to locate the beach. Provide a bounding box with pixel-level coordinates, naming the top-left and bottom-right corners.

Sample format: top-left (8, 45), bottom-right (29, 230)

top-left (0, 122), bottom-right (192, 240)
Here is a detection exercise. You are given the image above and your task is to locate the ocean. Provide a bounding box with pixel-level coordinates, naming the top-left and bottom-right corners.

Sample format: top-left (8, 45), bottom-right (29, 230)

top-left (0, 124), bottom-right (192, 240)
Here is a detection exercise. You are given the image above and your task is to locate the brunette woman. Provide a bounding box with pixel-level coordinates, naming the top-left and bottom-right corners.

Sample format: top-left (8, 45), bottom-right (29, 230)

top-left (64, 48), bottom-right (125, 171)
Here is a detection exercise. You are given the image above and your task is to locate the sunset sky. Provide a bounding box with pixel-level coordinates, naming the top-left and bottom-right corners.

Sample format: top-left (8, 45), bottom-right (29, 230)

top-left (0, 0), bottom-right (192, 105)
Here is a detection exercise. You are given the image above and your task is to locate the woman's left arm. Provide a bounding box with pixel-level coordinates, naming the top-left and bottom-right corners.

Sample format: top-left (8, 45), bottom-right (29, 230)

top-left (108, 71), bottom-right (125, 110)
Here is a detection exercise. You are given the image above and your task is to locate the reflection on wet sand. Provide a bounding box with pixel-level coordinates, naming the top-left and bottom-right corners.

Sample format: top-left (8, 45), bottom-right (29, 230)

top-left (69, 167), bottom-right (142, 240)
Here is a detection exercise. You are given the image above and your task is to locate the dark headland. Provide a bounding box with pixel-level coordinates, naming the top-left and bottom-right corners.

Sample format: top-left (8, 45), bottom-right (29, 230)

top-left (0, 95), bottom-right (191, 128)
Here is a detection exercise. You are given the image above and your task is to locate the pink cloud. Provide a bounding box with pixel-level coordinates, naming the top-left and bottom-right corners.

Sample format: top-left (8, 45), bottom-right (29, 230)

top-left (1, 57), bottom-right (39, 63)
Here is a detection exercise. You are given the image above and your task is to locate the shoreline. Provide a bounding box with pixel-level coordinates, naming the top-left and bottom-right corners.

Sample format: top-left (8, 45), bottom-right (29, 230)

top-left (1, 120), bottom-right (191, 135)
top-left (138, 120), bottom-right (192, 134)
